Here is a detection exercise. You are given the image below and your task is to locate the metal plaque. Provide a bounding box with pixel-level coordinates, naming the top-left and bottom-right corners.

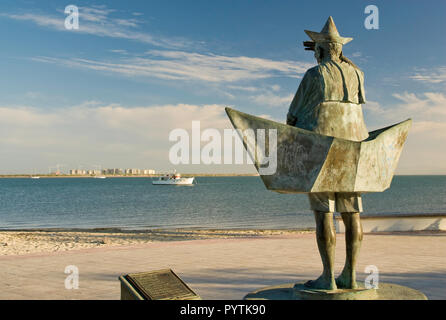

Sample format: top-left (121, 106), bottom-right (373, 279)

top-left (119, 269), bottom-right (200, 300)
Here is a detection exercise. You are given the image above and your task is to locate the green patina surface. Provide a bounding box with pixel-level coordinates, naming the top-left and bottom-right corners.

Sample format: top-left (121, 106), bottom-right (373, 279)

top-left (228, 16), bottom-right (417, 296)
top-left (226, 107), bottom-right (411, 193)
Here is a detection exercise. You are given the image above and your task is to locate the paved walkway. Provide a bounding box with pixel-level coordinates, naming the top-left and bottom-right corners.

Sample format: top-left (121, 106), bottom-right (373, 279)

top-left (0, 232), bottom-right (445, 299)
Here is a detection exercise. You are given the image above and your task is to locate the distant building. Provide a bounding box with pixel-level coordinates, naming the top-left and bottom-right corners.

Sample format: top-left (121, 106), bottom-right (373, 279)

top-left (84, 170), bottom-right (102, 175)
top-left (125, 168), bottom-right (141, 175)
top-left (70, 167), bottom-right (155, 175)
top-left (70, 169), bottom-right (86, 175)
top-left (105, 168), bottom-right (123, 175)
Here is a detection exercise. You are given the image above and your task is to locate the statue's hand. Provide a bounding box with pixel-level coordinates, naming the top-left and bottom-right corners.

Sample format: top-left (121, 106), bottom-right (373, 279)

top-left (286, 113), bottom-right (297, 126)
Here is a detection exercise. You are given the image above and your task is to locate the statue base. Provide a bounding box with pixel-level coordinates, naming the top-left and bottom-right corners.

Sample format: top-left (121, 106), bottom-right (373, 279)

top-left (243, 282), bottom-right (427, 300)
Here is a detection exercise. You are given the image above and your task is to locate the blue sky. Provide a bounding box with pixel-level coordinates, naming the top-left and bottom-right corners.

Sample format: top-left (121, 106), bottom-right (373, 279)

top-left (0, 0), bottom-right (445, 174)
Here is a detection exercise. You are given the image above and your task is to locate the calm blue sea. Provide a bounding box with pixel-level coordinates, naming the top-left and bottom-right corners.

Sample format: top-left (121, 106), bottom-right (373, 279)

top-left (0, 176), bottom-right (445, 230)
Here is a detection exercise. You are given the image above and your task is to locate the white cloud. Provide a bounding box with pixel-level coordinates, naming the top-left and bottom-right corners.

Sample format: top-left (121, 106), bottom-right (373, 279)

top-left (78, 5), bottom-right (116, 23)
top-left (362, 100), bottom-right (385, 115)
top-left (250, 92), bottom-right (293, 108)
top-left (1, 93), bottom-right (444, 174)
top-left (363, 91), bottom-right (446, 174)
top-left (3, 6), bottom-right (190, 49)
top-left (0, 103), bottom-right (239, 173)
top-left (365, 91), bottom-right (446, 122)
top-left (391, 91), bottom-right (446, 119)
top-left (109, 49), bottom-right (128, 54)
top-left (32, 50), bottom-right (312, 83)
top-left (271, 84), bottom-right (281, 92)
top-left (226, 85), bottom-right (259, 92)
top-left (257, 114), bottom-right (284, 123)
top-left (0, 102), bottom-right (231, 141)
top-left (409, 66), bottom-right (446, 84)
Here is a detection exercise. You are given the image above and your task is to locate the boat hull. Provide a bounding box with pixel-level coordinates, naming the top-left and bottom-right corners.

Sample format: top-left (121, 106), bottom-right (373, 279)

top-left (225, 107), bottom-right (411, 193)
top-left (152, 177), bottom-right (195, 185)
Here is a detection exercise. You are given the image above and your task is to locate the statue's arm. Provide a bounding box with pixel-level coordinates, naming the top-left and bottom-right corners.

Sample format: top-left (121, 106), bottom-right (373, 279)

top-left (286, 71), bottom-right (312, 126)
top-left (286, 90), bottom-right (301, 125)
top-left (286, 112), bottom-right (297, 126)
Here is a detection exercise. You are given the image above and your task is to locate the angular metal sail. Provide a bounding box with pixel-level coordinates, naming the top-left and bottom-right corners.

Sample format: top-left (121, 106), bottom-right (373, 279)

top-left (225, 107), bottom-right (411, 193)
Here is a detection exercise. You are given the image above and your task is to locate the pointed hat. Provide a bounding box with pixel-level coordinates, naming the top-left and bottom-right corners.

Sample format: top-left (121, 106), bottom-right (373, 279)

top-left (304, 16), bottom-right (353, 45)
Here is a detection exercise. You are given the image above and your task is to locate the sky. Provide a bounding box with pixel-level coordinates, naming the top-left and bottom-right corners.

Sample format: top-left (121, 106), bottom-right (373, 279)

top-left (0, 0), bottom-right (445, 174)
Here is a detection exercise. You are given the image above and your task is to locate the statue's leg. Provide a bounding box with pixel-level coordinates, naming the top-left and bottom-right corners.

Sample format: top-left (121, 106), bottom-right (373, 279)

top-left (305, 193), bottom-right (337, 290)
top-left (335, 193), bottom-right (363, 289)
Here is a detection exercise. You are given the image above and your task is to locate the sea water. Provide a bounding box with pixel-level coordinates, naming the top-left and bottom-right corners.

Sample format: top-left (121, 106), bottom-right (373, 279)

top-left (0, 176), bottom-right (444, 230)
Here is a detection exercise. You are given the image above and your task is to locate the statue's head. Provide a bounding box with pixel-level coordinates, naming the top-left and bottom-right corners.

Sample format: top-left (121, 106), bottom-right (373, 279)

top-left (314, 42), bottom-right (343, 64)
top-left (305, 17), bottom-right (352, 64)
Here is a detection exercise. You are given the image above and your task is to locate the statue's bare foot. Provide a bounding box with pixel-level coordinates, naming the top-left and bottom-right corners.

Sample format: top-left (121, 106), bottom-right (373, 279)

top-left (304, 275), bottom-right (337, 290)
top-left (336, 271), bottom-right (358, 289)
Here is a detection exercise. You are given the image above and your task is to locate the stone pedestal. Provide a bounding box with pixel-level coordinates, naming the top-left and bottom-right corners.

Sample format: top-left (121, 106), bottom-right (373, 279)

top-left (244, 282), bottom-right (427, 300)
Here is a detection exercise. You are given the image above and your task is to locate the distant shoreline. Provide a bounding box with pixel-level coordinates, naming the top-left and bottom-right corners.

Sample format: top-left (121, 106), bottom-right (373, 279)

top-left (0, 174), bottom-right (443, 178)
top-left (0, 173), bottom-right (260, 178)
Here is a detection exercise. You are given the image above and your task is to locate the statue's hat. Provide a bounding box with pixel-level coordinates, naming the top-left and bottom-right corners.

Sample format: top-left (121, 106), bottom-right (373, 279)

top-left (304, 16), bottom-right (353, 45)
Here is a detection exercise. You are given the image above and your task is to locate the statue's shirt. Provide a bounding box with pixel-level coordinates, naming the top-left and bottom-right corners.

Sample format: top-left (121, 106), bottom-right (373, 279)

top-left (288, 60), bottom-right (369, 141)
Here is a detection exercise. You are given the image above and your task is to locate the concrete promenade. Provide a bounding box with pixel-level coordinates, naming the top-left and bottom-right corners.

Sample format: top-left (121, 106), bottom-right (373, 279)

top-left (0, 232), bottom-right (445, 299)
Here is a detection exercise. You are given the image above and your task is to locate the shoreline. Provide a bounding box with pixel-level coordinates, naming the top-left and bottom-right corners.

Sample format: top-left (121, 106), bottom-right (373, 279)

top-left (0, 173), bottom-right (260, 178)
top-left (1, 227), bottom-right (444, 257)
top-left (1, 174), bottom-right (444, 178)
top-left (0, 228), bottom-right (313, 256)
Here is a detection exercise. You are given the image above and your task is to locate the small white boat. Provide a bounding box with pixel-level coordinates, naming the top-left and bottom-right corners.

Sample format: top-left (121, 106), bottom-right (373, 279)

top-left (94, 175), bottom-right (106, 179)
top-left (30, 176), bottom-right (40, 179)
top-left (152, 172), bottom-right (195, 185)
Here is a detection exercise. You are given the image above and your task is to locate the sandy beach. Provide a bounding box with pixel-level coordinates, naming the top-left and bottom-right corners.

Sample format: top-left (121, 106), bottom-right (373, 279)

top-left (0, 228), bottom-right (310, 256)
top-left (0, 228), bottom-right (445, 300)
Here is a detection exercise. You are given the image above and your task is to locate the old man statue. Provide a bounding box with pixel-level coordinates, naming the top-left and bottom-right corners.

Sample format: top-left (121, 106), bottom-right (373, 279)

top-left (286, 16), bottom-right (367, 290)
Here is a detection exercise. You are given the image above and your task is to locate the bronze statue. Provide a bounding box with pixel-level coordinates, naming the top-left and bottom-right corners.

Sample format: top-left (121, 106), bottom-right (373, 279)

top-left (226, 16), bottom-right (413, 298)
top-left (286, 16), bottom-right (366, 290)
